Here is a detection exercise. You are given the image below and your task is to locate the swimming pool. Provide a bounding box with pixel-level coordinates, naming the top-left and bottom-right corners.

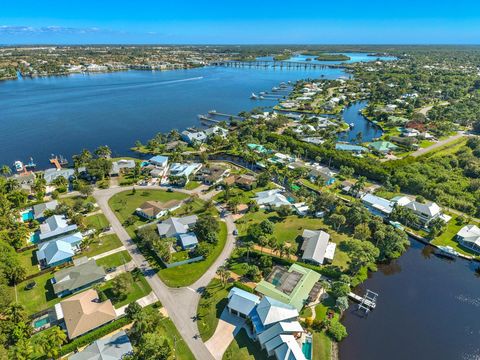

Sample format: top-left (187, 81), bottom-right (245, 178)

top-left (22, 210), bottom-right (34, 221)
top-left (29, 232), bottom-right (40, 244)
top-left (141, 161), bottom-right (149, 167)
top-left (33, 317), bottom-right (49, 329)
top-left (302, 339), bottom-right (312, 360)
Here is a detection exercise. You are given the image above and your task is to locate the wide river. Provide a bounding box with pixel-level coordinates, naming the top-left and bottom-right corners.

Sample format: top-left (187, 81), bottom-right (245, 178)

top-left (0, 52), bottom-right (391, 168)
top-left (340, 239), bottom-right (480, 360)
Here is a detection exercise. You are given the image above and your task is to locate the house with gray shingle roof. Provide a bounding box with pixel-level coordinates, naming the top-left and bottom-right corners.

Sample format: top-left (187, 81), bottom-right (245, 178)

top-left (33, 200), bottom-right (58, 220)
top-left (52, 258), bottom-right (105, 297)
top-left (69, 330), bottom-right (133, 360)
top-left (157, 215), bottom-right (199, 250)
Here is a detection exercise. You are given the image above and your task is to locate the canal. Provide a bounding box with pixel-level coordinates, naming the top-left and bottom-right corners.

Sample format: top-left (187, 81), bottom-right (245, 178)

top-left (340, 239), bottom-right (480, 360)
top-left (338, 100), bottom-right (383, 142)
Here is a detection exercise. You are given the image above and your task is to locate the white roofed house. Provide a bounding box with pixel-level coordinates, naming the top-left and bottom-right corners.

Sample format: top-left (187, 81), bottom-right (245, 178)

top-left (168, 162), bottom-right (202, 186)
top-left (39, 215), bottom-right (78, 242)
top-left (392, 196), bottom-right (446, 227)
top-left (361, 193), bottom-right (394, 218)
top-left (204, 125), bottom-right (228, 138)
top-left (157, 215), bottom-right (199, 250)
top-left (457, 225), bottom-right (480, 253)
top-left (255, 189), bottom-right (291, 209)
top-left (227, 287), bottom-right (260, 318)
top-left (33, 200), bottom-right (58, 220)
top-left (181, 129), bottom-right (207, 144)
top-left (301, 229), bottom-right (336, 265)
top-left (109, 159), bottom-right (135, 176)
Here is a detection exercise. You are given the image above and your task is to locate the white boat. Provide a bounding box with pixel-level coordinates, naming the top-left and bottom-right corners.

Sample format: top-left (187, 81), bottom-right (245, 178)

top-left (349, 122), bottom-right (355, 128)
top-left (250, 93), bottom-right (258, 100)
top-left (14, 161), bottom-right (24, 172)
top-left (437, 246), bottom-right (459, 259)
top-left (272, 86), bottom-right (279, 91)
top-left (259, 91), bottom-right (266, 95)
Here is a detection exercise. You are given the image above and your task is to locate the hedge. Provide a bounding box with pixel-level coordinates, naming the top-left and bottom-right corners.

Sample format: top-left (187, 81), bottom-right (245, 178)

top-left (232, 281), bottom-right (254, 293)
top-left (59, 316), bottom-right (132, 356)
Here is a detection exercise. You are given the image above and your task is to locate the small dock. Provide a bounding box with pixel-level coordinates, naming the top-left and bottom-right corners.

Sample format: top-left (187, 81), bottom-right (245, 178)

top-left (348, 290), bottom-right (378, 313)
top-left (198, 115), bottom-right (221, 124)
top-left (207, 110), bottom-right (244, 120)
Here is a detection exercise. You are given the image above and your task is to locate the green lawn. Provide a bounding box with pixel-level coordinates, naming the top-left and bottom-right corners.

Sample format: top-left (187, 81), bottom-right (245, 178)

top-left (214, 183), bottom-right (276, 204)
top-left (300, 306), bottom-right (313, 318)
top-left (184, 181), bottom-right (201, 190)
top-left (18, 248), bottom-right (40, 277)
top-left (313, 331), bottom-right (332, 360)
top-left (158, 317), bottom-right (196, 360)
top-left (96, 250), bottom-right (132, 268)
top-left (16, 270), bottom-right (58, 315)
top-left (223, 328), bottom-right (272, 360)
top-left (85, 213), bottom-right (110, 231)
top-left (100, 270), bottom-right (151, 309)
top-left (172, 198), bottom-right (212, 217)
top-left (431, 214), bottom-right (480, 258)
top-left (314, 296), bottom-right (336, 322)
top-left (237, 212), bottom-right (351, 270)
top-left (59, 195), bottom-right (96, 210)
top-left (197, 279), bottom-right (230, 341)
top-left (158, 221), bottom-right (228, 287)
top-left (81, 234), bottom-right (123, 258)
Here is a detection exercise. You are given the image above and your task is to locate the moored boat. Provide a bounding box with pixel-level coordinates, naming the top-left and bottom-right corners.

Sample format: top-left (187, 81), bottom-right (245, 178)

top-left (436, 245), bottom-right (459, 259)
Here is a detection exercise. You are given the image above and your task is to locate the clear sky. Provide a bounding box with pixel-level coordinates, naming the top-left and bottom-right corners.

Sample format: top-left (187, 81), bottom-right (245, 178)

top-left (1, 0), bottom-right (479, 44)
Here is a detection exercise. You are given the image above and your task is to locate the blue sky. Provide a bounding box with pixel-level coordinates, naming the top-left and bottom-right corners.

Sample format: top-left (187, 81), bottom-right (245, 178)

top-left (0, 0), bottom-right (479, 44)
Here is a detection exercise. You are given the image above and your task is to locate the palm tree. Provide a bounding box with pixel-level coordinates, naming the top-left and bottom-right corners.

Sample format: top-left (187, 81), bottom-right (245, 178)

top-left (244, 241), bottom-right (254, 262)
top-left (36, 326), bottom-right (67, 359)
top-left (10, 338), bottom-right (33, 360)
top-left (0, 165), bottom-right (11, 177)
top-left (216, 265), bottom-right (231, 287)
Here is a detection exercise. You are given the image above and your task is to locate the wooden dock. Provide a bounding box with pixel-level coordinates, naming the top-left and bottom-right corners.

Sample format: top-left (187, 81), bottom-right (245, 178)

top-left (208, 110), bottom-right (244, 120)
top-left (348, 290), bottom-right (378, 312)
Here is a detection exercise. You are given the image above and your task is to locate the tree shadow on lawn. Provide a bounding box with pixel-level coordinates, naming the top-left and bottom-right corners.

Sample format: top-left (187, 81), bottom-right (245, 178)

top-left (234, 328), bottom-right (273, 359)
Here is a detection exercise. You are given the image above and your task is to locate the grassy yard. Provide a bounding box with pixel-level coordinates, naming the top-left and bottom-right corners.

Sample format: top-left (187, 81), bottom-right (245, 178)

top-left (84, 213), bottom-right (110, 231)
top-left (100, 270), bottom-right (151, 309)
top-left (184, 181), bottom-right (201, 190)
top-left (16, 270), bottom-right (58, 315)
top-left (431, 214), bottom-right (480, 258)
top-left (197, 279), bottom-right (230, 341)
top-left (223, 328), bottom-right (272, 360)
top-left (81, 234), bottom-right (123, 258)
top-left (96, 250), bottom-right (132, 268)
top-left (59, 195), bottom-right (96, 210)
top-left (18, 248), bottom-right (40, 277)
top-left (214, 182), bottom-right (276, 204)
top-left (158, 317), bottom-right (196, 360)
top-left (237, 212), bottom-right (351, 270)
top-left (157, 221), bottom-right (228, 287)
top-left (313, 331), bottom-right (332, 360)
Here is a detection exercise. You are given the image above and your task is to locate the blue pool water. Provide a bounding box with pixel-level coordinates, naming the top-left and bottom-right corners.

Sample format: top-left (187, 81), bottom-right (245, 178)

top-left (302, 340), bottom-right (312, 360)
top-left (22, 210), bottom-right (34, 221)
top-left (33, 317), bottom-right (49, 329)
top-left (141, 161), bottom-right (149, 167)
top-left (29, 232), bottom-right (40, 244)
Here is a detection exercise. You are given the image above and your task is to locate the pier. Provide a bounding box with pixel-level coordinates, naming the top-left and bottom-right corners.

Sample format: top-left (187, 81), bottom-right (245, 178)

top-left (207, 110), bottom-right (244, 120)
top-left (348, 290), bottom-right (378, 313)
top-left (211, 60), bottom-right (344, 70)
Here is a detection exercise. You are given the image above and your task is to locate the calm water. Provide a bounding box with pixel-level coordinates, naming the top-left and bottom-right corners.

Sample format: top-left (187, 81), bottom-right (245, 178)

top-left (340, 239), bottom-right (480, 360)
top-left (338, 100), bottom-right (383, 142)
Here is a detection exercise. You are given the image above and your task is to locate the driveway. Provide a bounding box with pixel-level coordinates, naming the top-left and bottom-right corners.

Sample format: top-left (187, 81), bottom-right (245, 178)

top-left (410, 132), bottom-right (466, 157)
top-left (93, 185), bottom-right (238, 360)
top-left (205, 308), bottom-right (245, 360)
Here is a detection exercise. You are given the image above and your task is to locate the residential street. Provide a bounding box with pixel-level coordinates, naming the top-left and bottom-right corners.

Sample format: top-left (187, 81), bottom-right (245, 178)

top-left (94, 185), bottom-right (237, 360)
top-left (410, 131), bottom-right (466, 157)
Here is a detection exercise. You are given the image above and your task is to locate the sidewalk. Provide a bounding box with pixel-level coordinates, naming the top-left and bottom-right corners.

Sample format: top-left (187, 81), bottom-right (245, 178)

top-left (92, 245), bottom-right (126, 260)
top-left (114, 291), bottom-right (159, 317)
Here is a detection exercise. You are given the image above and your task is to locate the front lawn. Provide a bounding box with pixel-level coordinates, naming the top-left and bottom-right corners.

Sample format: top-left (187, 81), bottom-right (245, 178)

top-left (60, 195), bottom-right (96, 211)
top-left (158, 317), bottom-right (196, 360)
top-left (96, 250), bottom-right (132, 268)
top-left (81, 234), bottom-right (123, 258)
top-left (158, 221), bottom-right (228, 287)
top-left (84, 213), bottom-right (110, 231)
top-left (184, 181), bottom-right (201, 190)
top-left (16, 271), bottom-right (58, 315)
top-left (223, 328), bottom-right (272, 360)
top-left (197, 279), bottom-right (230, 341)
top-left (100, 270), bottom-right (151, 309)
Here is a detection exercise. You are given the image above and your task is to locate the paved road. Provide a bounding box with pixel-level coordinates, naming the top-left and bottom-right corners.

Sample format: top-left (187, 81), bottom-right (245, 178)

top-left (93, 185), bottom-right (236, 360)
top-left (410, 132), bottom-right (466, 158)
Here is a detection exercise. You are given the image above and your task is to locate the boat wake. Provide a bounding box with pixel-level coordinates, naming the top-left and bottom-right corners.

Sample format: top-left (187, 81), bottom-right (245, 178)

top-left (455, 294), bottom-right (480, 308)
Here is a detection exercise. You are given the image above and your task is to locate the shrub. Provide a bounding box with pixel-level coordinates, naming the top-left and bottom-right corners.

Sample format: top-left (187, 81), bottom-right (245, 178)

top-left (327, 319), bottom-right (348, 342)
top-left (232, 281), bottom-right (254, 293)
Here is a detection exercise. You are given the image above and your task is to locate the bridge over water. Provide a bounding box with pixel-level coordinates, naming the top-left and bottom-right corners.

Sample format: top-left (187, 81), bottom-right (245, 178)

top-left (210, 60), bottom-right (345, 70)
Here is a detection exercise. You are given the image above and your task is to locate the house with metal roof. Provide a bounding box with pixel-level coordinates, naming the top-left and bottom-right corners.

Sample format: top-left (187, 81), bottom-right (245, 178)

top-left (52, 258), bottom-right (106, 297)
top-left (157, 215), bottom-right (199, 249)
top-left (301, 229), bottom-right (336, 265)
top-left (39, 215), bottom-right (78, 242)
top-left (273, 335), bottom-right (307, 360)
top-left (33, 200), bottom-right (58, 220)
top-left (361, 193), bottom-right (395, 218)
top-left (457, 225), bottom-right (480, 253)
top-left (335, 143), bottom-right (368, 153)
top-left (227, 287), bottom-right (261, 318)
top-left (109, 159), bottom-right (136, 176)
top-left (168, 162), bottom-right (202, 185)
top-left (43, 168), bottom-right (75, 185)
top-left (58, 289), bottom-right (116, 339)
top-left (368, 141), bottom-right (399, 153)
top-left (250, 296), bottom-right (299, 335)
top-left (181, 129), bottom-right (207, 144)
top-left (392, 196), bottom-right (444, 226)
top-left (69, 330), bottom-right (133, 360)
top-left (36, 232), bottom-right (83, 268)
top-left (255, 264), bottom-right (321, 311)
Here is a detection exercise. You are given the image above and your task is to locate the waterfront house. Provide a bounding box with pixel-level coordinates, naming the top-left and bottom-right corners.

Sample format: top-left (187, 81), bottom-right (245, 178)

top-left (204, 125), bottom-right (228, 138)
top-left (258, 322), bottom-right (305, 360)
top-left (36, 232), bottom-right (83, 268)
top-left (456, 225), bottom-right (480, 253)
top-left (392, 196), bottom-right (445, 226)
top-left (109, 159), bottom-right (136, 176)
top-left (255, 264), bottom-right (321, 311)
top-left (57, 289), bottom-right (116, 339)
top-left (254, 189), bottom-right (291, 209)
top-left (335, 143), bottom-right (369, 153)
top-left (13, 171), bottom-right (36, 193)
top-left (361, 193), bottom-right (395, 218)
top-left (135, 199), bottom-right (182, 220)
top-left (227, 287), bottom-right (261, 318)
top-left (181, 129), bottom-right (207, 144)
top-left (69, 330), bottom-right (133, 360)
top-left (168, 162), bottom-right (202, 186)
top-left (43, 168), bottom-right (75, 185)
top-left (194, 165), bottom-right (229, 185)
top-left (33, 200), bottom-right (58, 220)
top-left (301, 229), bottom-right (336, 265)
top-left (368, 141), bottom-right (399, 153)
top-left (39, 215), bottom-right (78, 242)
top-left (52, 257), bottom-right (106, 297)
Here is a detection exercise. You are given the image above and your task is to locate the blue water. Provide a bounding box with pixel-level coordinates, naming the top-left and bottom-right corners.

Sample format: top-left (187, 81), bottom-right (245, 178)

top-left (29, 232), bottom-right (40, 244)
top-left (338, 101), bottom-right (383, 142)
top-left (0, 52), bottom-right (389, 168)
top-left (22, 210), bottom-right (34, 221)
top-left (33, 317), bottom-right (49, 328)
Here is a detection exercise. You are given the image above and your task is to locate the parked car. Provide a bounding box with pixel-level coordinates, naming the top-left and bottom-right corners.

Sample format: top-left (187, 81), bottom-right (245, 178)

top-left (106, 267), bottom-right (117, 274)
top-left (233, 229), bottom-right (238, 236)
top-left (25, 281), bottom-right (37, 290)
top-left (167, 188), bottom-right (173, 192)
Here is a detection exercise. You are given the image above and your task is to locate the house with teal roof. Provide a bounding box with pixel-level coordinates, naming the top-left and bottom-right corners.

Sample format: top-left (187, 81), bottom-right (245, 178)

top-left (368, 141), bottom-right (399, 153)
top-left (36, 232), bottom-right (83, 268)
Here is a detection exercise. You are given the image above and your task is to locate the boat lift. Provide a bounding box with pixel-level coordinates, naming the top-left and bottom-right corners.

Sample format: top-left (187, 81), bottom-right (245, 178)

top-left (348, 289), bottom-right (378, 314)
